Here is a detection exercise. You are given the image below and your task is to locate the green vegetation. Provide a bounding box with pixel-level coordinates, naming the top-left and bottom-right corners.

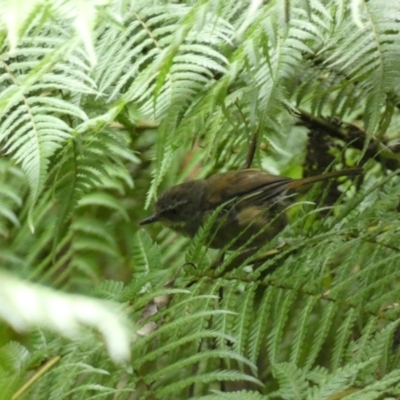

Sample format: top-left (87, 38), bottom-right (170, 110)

top-left (1, 0), bottom-right (400, 399)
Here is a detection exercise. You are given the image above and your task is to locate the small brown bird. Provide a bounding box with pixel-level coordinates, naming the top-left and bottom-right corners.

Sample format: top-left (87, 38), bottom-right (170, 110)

top-left (140, 168), bottom-right (362, 249)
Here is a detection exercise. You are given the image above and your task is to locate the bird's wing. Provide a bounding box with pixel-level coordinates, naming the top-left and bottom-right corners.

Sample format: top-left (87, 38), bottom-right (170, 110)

top-left (205, 169), bottom-right (292, 205)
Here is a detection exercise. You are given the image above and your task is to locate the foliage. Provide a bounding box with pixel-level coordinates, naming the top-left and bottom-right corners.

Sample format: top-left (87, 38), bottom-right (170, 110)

top-left (1, 0), bottom-right (400, 399)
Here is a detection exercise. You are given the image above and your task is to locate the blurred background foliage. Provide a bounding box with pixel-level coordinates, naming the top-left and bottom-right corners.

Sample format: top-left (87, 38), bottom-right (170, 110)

top-left (1, 0), bottom-right (400, 399)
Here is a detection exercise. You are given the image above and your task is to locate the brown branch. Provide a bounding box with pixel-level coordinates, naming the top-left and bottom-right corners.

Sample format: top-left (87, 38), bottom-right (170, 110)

top-left (244, 126), bottom-right (260, 169)
top-left (297, 108), bottom-right (400, 170)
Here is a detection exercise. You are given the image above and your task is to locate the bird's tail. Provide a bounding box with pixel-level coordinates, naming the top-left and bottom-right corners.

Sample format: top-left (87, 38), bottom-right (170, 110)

top-left (285, 167), bottom-right (363, 190)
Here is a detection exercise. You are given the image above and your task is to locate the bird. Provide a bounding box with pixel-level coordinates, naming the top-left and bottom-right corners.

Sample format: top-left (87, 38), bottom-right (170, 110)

top-left (140, 168), bottom-right (363, 250)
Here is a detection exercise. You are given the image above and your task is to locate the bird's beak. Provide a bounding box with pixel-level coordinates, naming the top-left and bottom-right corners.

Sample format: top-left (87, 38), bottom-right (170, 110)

top-left (139, 214), bottom-right (158, 226)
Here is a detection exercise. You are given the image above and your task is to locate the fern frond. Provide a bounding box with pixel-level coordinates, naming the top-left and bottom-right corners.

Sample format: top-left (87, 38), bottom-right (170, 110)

top-left (248, 286), bottom-right (274, 365)
top-left (0, 341), bottom-right (29, 399)
top-left (0, 32), bottom-right (96, 230)
top-left (192, 391), bottom-right (268, 400)
top-left (308, 360), bottom-right (373, 400)
top-left (331, 308), bottom-right (357, 370)
top-left (305, 301), bottom-right (338, 370)
top-left (322, 1), bottom-right (400, 135)
top-left (268, 290), bottom-right (296, 364)
top-left (155, 370), bottom-right (262, 399)
top-left (232, 282), bottom-right (256, 356)
top-left (343, 369), bottom-right (400, 400)
top-left (94, 280), bottom-right (125, 300)
top-left (132, 230), bottom-right (162, 274)
top-left (289, 295), bottom-right (319, 366)
top-left (272, 362), bottom-right (309, 400)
